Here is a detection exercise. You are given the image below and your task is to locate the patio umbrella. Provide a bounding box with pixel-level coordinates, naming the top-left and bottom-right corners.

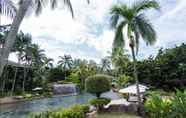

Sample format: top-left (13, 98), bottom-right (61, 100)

top-left (119, 84), bottom-right (149, 94)
top-left (32, 87), bottom-right (43, 91)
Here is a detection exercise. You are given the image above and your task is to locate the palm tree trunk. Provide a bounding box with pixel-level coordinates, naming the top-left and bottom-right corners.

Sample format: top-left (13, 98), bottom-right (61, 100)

top-left (1, 65), bottom-right (8, 95)
top-left (1, 60), bottom-right (9, 95)
top-left (10, 57), bottom-right (21, 96)
top-left (0, 0), bottom-right (32, 78)
top-left (11, 67), bottom-right (18, 96)
top-left (22, 65), bottom-right (28, 94)
top-left (130, 46), bottom-right (141, 105)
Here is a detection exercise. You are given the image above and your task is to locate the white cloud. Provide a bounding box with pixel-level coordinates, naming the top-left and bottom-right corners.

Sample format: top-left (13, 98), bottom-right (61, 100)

top-left (6, 0), bottom-right (186, 63)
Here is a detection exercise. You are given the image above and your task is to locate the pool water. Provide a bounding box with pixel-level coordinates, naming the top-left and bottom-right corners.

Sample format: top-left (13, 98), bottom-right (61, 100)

top-left (0, 93), bottom-right (94, 118)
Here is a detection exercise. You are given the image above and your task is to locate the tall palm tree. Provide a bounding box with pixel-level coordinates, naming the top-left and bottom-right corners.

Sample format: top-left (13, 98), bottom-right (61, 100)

top-left (21, 43), bottom-right (46, 93)
top-left (0, 0), bottom-right (75, 78)
top-left (110, 0), bottom-right (160, 105)
top-left (58, 54), bottom-right (73, 79)
top-left (10, 31), bottom-right (32, 95)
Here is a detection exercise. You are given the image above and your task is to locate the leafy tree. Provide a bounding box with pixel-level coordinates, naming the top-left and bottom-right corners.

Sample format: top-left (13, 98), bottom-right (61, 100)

top-left (110, 0), bottom-right (160, 105)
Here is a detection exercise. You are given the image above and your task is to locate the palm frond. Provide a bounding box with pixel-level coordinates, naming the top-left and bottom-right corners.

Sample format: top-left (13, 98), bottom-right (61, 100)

top-left (34, 0), bottom-right (46, 16)
top-left (50, 0), bottom-right (57, 9)
top-left (132, 0), bottom-right (160, 14)
top-left (63, 0), bottom-right (74, 18)
top-left (0, 0), bottom-right (17, 18)
top-left (87, 0), bottom-right (90, 4)
top-left (135, 13), bottom-right (156, 45)
top-left (113, 21), bottom-right (126, 50)
top-left (110, 13), bottom-right (119, 28)
top-left (110, 4), bottom-right (131, 22)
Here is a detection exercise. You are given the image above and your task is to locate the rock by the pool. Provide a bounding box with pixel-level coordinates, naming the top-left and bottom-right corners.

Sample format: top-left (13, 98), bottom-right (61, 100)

top-left (53, 84), bottom-right (77, 95)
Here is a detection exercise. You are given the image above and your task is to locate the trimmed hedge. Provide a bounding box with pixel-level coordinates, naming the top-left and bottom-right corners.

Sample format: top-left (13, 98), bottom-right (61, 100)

top-left (85, 74), bottom-right (112, 98)
top-left (89, 98), bottom-right (111, 108)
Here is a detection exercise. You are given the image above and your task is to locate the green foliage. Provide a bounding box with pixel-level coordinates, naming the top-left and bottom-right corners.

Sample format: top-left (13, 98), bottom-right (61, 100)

top-left (117, 74), bottom-right (133, 88)
top-left (85, 74), bottom-right (112, 98)
top-left (115, 44), bottom-right (186, 90)
top-left (71, 104), bottom-right (90, 114)
top-left (67, 72), bottom-right (80, 84)
top-left (28, 111), bottom-right (53, 118)
top-left (55, 108), bottom-right (84, 118)
top-left (89, 98), bottom-right (111, 108)
top-left (145, 90), bottom-right (186, 118)
top-left (170, 90), bottom-right (186, 118)
top-left (145, 93), bottom-right (172, 118)
top-left (28, 104), bottom-right (89, 118)
top-left (47, 68), bottom-right (65, 82)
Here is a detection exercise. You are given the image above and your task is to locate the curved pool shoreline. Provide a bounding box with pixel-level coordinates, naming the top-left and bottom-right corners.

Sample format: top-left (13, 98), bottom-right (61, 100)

top-left (0, 93), bottom-right (77, 105)
top-left (0, 93), bottom-right (94, 118)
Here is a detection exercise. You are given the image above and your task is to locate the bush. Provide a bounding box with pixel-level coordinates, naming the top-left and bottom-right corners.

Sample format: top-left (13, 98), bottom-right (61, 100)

top-left (85, 74), bottom-right (112, 98)
top-left (55, 108), bottom-right (84, 118)
top-left (67, 73), bottom-right (80, 84)
top-left (28, 111), bottom-right (53, 118)
top-left (145, 93), bottom-right (172, 118)
top-left (170, 90), bottom-right (186, 118)
top-left (28, 104), bottom-right (89, 118)
top-left (89, 98), bottom-right (111, 110)
top-left (145, 90), bottom-right (186, 118)
top-left (89, 98), bottom-right (111, 106)
top-left (71, 104), bottom-right (89, 114)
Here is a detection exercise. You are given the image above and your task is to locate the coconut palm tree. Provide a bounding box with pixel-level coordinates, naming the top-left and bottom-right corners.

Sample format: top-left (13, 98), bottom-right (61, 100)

top-left (0, 0), bottom-right (76, 78)
top-left (21, 43), bottom-right (46, 93)
top-left (110, 0), bottom-right (160, 105)
top-left (43, 57), bottom-right (54, 69)
top-left (10, 31), bottom-right (32, 95)
top-left (58, 54), bottom-right (73, 79)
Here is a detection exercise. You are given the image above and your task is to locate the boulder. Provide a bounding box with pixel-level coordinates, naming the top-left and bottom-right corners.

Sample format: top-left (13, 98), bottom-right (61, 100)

top-left (53, 84), bottom-right (77, 95)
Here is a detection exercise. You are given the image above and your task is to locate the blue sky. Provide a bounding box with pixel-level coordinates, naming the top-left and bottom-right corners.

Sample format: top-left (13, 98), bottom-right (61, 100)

top-left (7, 0), bottom-right (186, 64)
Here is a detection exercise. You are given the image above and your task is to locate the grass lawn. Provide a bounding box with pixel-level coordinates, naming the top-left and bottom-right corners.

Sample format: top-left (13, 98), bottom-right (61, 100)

top-left (96, 113), bottom-right (142, 118)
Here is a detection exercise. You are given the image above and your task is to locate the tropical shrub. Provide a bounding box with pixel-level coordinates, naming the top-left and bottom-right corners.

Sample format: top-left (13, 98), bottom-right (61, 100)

top-left (170, 90), bottom-right (186, 118)
top-left (89, 98), bottom-right (111, 108)
top-left (67, 72), bottom-right (80, 84)
top-left (54, 108), bottom-right (84, 118)
top-left (28, 104), bottom-right (89, 118)
top-left (85, 74), bottom-right (112, 98)
top-left (145, 93), bottom-right (172, 118)
top-left (28, 111), bottom-right (53, 118)
top-left (145, 90), bottom-right (186, 118)
top-left (71, 104), bottom-right (89, 114)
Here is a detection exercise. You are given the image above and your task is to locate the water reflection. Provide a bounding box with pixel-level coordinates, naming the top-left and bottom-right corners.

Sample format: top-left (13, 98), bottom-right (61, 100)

top-left (0, 93), bottom-right (94, 118)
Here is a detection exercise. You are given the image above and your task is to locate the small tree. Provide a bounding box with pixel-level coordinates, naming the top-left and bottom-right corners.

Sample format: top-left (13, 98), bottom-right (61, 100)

top-left (85, 74), bottom-right (111, 98)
